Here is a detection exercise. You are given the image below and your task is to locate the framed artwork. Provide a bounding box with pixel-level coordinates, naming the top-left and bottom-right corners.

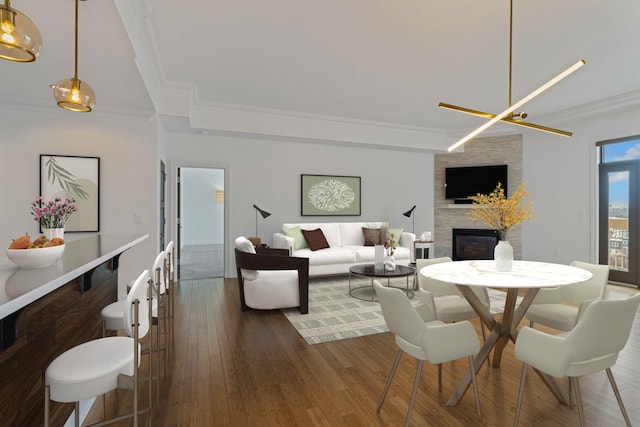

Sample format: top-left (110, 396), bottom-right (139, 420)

top-left (301, 174), bottom-right (361, 216)
top-left (40, 154), bottom-right (100, 232)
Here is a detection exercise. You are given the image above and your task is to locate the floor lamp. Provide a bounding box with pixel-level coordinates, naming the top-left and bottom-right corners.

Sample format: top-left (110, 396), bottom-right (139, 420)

top-left (249, 204), bottom-right (271, 247)
top-left (403, 205), bottom-right (416, 234)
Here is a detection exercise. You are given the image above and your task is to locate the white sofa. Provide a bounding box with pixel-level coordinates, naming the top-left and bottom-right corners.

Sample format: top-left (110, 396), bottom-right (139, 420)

top-left (273, 222), bottom-right (415, 276)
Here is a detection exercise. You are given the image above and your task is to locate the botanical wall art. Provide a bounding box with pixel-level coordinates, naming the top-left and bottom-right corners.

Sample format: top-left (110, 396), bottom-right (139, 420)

top-left (40, 154), bottom-right (100, 232)
top-left (301, 174), bottom-right (361, 216)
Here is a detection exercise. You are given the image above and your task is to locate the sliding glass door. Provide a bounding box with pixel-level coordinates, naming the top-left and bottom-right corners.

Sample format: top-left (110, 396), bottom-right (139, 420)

top-left (599, 139), bottom-right (639, 286)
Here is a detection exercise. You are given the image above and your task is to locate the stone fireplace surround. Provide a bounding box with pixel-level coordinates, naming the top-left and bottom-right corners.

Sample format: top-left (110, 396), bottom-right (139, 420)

top-left (434, 134), bottom-right (523, 260)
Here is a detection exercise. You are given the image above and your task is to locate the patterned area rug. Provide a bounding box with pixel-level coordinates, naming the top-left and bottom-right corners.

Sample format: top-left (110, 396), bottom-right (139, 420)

top-left (282, 276), bottom-right (516, 345)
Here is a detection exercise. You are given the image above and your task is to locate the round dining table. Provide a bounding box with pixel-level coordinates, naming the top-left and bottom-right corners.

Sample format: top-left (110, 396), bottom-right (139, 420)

top-left (420, 260), bottom-right (592, 407)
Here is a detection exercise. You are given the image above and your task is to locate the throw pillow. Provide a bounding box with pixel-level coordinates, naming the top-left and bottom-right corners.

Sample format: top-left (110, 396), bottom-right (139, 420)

top-left (387, 228), bottom-right (403, 246)
top-left (234, 236), bottom-right (258, 280)
top-left (301, 228), bottom-right (330, 251)
top-left (283, 226), bottom-right (308, 251)
top-left (362, 227), bottom-right (386, 246)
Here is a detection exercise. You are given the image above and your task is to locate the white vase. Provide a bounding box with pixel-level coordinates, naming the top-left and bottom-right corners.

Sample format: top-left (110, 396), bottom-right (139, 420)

top-left (43, 227), bottom-right (65, 240)
top-left (494, 240), bottom-right (513, 272)
top-left (384, 254), bottom-right (396, 271)
top-left (374, 245), bottom-right (384, 270)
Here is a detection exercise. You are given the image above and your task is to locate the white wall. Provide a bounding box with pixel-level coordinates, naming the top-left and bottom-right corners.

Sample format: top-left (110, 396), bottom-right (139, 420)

top-left (523, 104), bottom-right (640, 264)
top-left (0, 106), bottom-right (159, 295)
top-left (162, 132), bottom-right (436, 277)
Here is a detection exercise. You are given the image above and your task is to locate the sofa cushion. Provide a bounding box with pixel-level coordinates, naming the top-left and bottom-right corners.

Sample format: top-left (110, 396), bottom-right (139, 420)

top-left (295, 247), bottom-right (357, 265)
top-left (362, 227), bottom-right (386, 246)
top-left (302, 228), bottom-right (330, 251)
top-left (283, 225), bottom-right (308, 251)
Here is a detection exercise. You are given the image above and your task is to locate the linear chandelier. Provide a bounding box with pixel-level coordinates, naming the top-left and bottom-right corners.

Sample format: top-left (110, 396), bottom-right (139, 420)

top-left (440, 0), bottom-right (585, 152)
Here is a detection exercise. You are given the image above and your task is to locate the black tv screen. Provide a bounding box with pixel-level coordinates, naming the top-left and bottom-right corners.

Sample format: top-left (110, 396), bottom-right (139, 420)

top-left (445, 165), bottom-right (508, 200)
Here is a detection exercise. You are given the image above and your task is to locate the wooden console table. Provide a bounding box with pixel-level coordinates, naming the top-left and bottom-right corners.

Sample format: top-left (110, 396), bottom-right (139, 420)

top-left (0, 233), bottom-right (147, 427)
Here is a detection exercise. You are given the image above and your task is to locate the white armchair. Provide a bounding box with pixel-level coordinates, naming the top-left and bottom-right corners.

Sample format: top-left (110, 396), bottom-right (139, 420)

top-left (234, 236), bottom-right (309, 314)
top-left (526, 261), bottom-right (609, 331)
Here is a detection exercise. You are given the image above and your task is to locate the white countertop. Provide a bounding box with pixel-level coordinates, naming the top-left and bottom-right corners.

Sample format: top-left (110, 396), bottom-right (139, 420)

top-left (420, 260), bottom-right (593, 288)
top-left (0, 233), bottom-right (148, 319)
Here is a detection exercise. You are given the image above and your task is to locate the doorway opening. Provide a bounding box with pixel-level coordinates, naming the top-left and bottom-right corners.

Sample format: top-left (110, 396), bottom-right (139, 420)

top-left (177, 167), bottom-right (225, 280)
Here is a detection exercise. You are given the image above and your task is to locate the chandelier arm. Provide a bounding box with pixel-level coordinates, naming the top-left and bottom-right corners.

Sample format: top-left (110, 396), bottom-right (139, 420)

top-left (438, 102), bottom-right (572, 136)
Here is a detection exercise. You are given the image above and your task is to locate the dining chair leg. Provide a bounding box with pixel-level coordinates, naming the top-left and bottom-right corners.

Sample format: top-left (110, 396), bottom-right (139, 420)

top-left (438, 363), bottom-right (442, 392)
top-left (571, 377), bottom-right (586, 427)
top-left (513, 363), bottom-right (528, 427)
top-left (529, 320), bottom-right (535, 328)
top-left (75, 401), bottom-right (80, 427)
top-left (377, 349), bottom-right (402, 414)
top-left (606, 368), bottom-right (632, 427)
top-left (405, 360), bottom-right (424, 427)
top-left (569, 377), bottom-right (574, 409)
top-left (468, 355), bottom-right (481, 421)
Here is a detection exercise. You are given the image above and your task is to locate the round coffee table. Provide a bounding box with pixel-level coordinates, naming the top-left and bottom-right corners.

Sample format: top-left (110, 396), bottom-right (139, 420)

top-left (349, 263), bottom-right (415, 301)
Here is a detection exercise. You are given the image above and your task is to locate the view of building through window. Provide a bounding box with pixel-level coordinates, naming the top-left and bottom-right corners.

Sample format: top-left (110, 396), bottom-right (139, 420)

top-left (601, 139), bottom-right (640, 273)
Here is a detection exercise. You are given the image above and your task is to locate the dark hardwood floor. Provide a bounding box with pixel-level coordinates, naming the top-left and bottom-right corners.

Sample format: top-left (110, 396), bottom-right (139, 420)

top-left (88, 278), bottom-right (640, 427)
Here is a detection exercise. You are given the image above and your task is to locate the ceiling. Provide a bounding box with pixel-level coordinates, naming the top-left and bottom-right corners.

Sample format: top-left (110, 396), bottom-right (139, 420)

top-left (3, 0), bottom-right (640, 144)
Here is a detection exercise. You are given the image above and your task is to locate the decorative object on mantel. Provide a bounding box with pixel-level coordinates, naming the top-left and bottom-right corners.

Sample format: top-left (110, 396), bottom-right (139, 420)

top-left (0, 0), bottom-right (42, 62)
top-left (402, 205), bottom-right (416, 234)
top-left (51, 0), bottom-right (96, 112)
top-left (249, 204), bottom-right (271, 247)
top-left (467, 182), bottom-right (534, 272)
top-left (31, 195), bottom-right (77, 240)
top-left (440, 0), bottom-right (585, 152)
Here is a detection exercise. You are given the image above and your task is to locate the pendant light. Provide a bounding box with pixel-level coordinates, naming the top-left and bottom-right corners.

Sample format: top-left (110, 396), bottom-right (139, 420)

top-left (51, 0), bottom-right (95, 112)
top-left (439, 0), bottom-right (584, 152)
top-left (0, 0), bottom-right (42, 62)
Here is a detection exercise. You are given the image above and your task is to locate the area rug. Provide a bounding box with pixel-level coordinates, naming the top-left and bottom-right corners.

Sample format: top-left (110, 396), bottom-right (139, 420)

top-left (282, 276), bottom-right (519, 345)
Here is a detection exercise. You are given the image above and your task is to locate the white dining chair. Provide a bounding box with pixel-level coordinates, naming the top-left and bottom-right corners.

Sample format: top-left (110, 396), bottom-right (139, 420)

top-left (514, 293), bottom-right (640, 427)
top-left (417, 257), bottom-right (490, 387)
top-left (374, 281), bottom-right (482, 427)
top-left (45, 269), bottom-right (153, 427)
top-left (526, 261), bottom-right (609, 331)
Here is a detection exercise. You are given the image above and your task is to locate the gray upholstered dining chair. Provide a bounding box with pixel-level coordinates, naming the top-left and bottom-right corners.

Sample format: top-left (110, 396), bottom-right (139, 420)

top-left (526, 260), bottom-right (609, 331)
top-left (514, 293), bottom-right (640, 426)
top-left (374, 281), bottom-right (481, 427)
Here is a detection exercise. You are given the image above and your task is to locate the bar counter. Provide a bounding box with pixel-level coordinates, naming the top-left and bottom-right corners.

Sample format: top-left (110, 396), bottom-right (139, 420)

top-left (0, 233), bottom-right (148, 426)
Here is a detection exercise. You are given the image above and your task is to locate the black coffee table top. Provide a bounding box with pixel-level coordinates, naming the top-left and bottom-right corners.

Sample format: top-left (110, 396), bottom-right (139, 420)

top-left (349, 263), bottom-right (415, 278)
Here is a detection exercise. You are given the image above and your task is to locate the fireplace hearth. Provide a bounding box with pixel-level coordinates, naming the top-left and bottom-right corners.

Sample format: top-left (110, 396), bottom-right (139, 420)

top-left (452, 228), bottom-right (500, 261)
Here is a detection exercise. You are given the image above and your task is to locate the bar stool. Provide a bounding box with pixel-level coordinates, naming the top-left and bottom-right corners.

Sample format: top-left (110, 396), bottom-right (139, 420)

top-left (102, 251), bottom-right (166, 401)
top-left (45, 270), bottom-right (153, 427)
top-left (163, 241), bottom-right (175, 360)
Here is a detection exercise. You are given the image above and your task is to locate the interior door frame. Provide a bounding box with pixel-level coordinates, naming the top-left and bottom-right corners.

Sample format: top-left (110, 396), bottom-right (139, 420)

top-left (173, 163), bottom-right (228, 280)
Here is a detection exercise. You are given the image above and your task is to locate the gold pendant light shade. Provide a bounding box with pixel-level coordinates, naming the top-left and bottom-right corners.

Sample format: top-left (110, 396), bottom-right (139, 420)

top-left (0, 0), bottom-right (42, 62)
top-left (52, 0), bottom-right (95, 112)
top-left (52, 77), bottom-right (95, 112)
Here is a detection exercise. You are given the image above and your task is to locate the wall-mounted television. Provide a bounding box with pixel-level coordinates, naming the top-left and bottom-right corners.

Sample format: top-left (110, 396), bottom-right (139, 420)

top-left (445, 164), bottom-right (508, 201)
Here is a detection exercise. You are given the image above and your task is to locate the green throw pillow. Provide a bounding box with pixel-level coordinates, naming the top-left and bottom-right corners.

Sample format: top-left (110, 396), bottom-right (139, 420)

top-left (387, 228), bottom-right (403, 246)
top-left (283, 226), bottom-right (308, 251)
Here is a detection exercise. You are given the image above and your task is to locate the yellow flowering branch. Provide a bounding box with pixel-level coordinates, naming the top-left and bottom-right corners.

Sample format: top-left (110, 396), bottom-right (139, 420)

top-left (467, 182), bottom-right (534, 239)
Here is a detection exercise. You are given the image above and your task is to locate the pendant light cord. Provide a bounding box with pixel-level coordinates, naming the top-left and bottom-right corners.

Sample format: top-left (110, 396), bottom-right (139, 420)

top-left (508, 0), bottom-right (513, 108)
top-left (73, 0), bottom-right (79, 84)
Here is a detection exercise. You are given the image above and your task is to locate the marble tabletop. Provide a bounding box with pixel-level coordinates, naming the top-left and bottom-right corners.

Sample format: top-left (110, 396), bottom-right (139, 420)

top-left (420, 260), bottom-right (593, 289)
top-left (0, 233), bottom-right (148, 319)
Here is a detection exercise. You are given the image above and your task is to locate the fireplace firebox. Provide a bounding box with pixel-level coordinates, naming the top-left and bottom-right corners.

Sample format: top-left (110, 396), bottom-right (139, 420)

top-left (452, 228), bottom-right (500, 261)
